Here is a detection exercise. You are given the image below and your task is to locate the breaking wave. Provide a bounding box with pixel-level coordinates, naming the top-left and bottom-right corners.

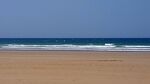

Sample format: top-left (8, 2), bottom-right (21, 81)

top-left (0, 43), bottom-right (150, 51)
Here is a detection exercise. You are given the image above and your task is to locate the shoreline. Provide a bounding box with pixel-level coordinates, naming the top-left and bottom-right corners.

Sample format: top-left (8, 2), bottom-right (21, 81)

top-left (1, 49), bottom-right (150, 52)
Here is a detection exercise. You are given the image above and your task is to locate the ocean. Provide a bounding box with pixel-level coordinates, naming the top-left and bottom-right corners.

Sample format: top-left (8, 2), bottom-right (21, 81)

top-left (0, 38), bottom-right (150, 51)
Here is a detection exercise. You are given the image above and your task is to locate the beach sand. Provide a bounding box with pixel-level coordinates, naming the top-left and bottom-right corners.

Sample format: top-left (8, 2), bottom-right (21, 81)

top-left (0, 51), bottom-right (150, 84)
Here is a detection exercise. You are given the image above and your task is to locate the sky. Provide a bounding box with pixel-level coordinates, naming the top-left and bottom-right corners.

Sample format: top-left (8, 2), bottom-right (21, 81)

top-left (0, 0), bottom-right (150, 38)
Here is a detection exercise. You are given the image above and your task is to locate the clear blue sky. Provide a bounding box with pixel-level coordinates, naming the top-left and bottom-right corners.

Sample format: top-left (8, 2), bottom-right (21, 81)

top-left (0, 0), bottom-right (150, 38)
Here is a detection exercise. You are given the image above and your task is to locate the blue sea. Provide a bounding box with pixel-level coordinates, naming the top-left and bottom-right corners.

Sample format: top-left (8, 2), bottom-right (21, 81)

top-left (0, 38), bottom-right (150, 51)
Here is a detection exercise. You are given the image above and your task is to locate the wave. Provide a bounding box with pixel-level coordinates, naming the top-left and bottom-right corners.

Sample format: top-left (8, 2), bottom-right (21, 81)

top-left (1, 44), bottom-right (150, 51)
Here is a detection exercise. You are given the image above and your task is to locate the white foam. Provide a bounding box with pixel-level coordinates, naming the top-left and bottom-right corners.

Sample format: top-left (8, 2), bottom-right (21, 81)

top-left (1, 44), bottom-right (150, 51)
top-left (124, 45), bottom-right (150, 48)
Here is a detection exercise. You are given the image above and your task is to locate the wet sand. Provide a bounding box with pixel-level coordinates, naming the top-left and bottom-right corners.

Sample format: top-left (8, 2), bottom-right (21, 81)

top-left (0, 51), bottom-right (150, 84)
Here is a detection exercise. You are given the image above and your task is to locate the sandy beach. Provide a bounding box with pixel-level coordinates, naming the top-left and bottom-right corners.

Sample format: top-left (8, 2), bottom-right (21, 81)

top-left (0, 51), bottom-right (150, 84)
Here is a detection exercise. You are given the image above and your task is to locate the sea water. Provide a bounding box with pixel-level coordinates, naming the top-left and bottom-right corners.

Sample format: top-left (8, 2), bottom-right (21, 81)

top-left (0, 38), bottom-right (150, 51)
